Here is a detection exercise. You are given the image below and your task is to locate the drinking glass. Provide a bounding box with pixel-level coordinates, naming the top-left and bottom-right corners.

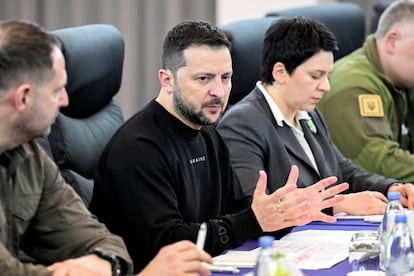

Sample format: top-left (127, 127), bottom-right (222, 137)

top-left (349, 231), bottom-right (381, 271)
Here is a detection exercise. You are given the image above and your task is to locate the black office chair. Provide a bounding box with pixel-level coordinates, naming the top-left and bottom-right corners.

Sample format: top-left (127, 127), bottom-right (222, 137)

top-left (222, 17), bottom-right (281, 107)
top-left (37, 24), bottom-right (125, 206)
top-left (266, 3), bottom-right (365, 61)
top-left (370, 0), bottom-right (395, 33)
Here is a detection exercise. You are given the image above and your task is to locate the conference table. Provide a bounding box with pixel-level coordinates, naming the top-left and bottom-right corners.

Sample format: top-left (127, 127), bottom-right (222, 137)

top-left (212, 218), bottom-right (380, 276)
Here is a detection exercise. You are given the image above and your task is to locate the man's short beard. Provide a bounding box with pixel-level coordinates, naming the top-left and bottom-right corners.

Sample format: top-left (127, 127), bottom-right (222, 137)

top-left (173, 90), bottom-right (211, 126)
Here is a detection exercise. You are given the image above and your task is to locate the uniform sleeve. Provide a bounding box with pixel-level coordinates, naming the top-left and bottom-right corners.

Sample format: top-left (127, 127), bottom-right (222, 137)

top-left (312, 109), bottom-right (397, 194)
top-left (319, 87), bottom-right (414, 183)
top-left (21, 144), bottom-right (133, 274)
top-left (0, 241), bottom-right (52, 276)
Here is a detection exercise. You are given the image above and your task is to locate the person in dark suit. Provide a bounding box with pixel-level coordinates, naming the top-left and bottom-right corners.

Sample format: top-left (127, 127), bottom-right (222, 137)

top-left (217, 17), bottom-right (414, 216)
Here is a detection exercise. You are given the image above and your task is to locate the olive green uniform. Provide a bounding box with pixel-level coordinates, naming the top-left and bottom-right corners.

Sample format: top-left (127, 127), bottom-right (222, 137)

top-left (0, 141), bottom-right (133, 275)
top-left (318, 35), bottom-right (414, 182)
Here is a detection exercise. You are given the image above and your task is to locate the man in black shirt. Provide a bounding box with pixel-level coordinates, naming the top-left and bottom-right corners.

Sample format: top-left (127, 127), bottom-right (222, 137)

top-left (89, 20), bottom-right (349, 273)
top-left (0, 19), bottom-right (212, 276)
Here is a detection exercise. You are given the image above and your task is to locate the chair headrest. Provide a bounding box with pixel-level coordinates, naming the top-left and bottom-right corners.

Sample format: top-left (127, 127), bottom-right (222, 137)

top-left (222, 17), bottom-right (281, 106)
top-left (52, 24), bottom-right (124, 118)
top-left (266, 3), bottom-right (365, 61)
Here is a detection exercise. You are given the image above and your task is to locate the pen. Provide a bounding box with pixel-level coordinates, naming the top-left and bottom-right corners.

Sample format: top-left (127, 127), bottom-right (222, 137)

top-left (197, 224), bottom-right (240, 274)
top-left (196, 222), bottom-right (207, 249)
top-left (206, 264), bottom-right (240, 274)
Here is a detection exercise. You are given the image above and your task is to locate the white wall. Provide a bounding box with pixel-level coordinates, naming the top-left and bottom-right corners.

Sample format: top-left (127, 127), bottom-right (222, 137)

top-left (216, 0), bottom-right (334, 26)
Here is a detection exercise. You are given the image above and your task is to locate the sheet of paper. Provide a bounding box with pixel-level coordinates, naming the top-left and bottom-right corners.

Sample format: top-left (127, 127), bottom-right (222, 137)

top-left (336, 209), bottom-right (414, 223)
top-left (335, 212), bottom-right (369, 220)
top-left (334, 212), bottom-right (383, 222)
top-left (213, 230), bottom-right (358, 270)
top-left (273, 230), bottom-right (357, 269)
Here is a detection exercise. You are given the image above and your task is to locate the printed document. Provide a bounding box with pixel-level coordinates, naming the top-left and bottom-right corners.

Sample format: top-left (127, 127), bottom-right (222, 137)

top-left (213, 230), bottom-right (357, 270)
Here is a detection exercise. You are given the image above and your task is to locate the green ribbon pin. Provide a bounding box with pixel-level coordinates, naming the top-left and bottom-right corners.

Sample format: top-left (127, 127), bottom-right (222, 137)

top-left (306, 119), bottom-right (317, 134)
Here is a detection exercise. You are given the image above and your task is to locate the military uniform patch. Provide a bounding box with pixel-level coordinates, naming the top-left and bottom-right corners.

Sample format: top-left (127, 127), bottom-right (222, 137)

top-left (358, 94), bottom-right (384, 117)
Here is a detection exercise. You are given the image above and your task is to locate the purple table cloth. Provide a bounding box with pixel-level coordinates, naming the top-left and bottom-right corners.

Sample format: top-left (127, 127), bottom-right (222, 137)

top-left (212, 218), bottom-right (380, 276)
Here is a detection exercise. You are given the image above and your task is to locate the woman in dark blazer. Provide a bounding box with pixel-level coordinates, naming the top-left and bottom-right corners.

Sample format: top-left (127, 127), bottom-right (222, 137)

top-left (218, 17), bottom-right (414, 215)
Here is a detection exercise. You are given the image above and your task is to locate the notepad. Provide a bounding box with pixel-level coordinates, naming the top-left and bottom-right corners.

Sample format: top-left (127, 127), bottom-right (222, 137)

top-left (213, 250), bottom-right (258, 268)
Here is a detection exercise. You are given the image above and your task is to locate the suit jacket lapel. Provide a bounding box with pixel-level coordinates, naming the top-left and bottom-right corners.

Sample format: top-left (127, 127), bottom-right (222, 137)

top-left (300, 119), bottom-right (325, 177)
top-left (279, 122), bottom-right (304, 158)
top-left (255, 89), bottom-right (322, 176)
top-left (277, 121), bottom-right (320, 174)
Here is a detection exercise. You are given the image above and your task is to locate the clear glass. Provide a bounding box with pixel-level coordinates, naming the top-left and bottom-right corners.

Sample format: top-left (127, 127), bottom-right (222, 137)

top-left (349, 231), bottom-right (380, 271)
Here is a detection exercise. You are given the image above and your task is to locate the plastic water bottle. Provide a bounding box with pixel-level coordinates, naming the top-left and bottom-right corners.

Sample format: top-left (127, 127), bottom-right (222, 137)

top-left (385, 213), bottom-right (414, 275)
top-left (379, 191), bottom-right (404, 271)
top-left (254, 236), bottom-right (276, 276)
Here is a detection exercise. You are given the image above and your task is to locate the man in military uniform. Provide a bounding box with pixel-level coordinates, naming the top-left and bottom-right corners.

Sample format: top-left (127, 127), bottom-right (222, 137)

top-left (318, 0), bottom-right (414, 183)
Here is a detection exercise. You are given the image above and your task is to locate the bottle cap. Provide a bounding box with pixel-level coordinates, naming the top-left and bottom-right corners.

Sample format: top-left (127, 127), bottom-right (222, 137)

top-left (258, 235), bottom-right (275, 248)
top-left (387, 191), bottom-right (401, 201)
top-left (395, 213), bottom-right (407, 223)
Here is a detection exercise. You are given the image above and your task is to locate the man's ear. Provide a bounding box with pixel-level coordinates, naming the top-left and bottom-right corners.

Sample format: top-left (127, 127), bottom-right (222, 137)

top-left (384, 29), bottom-right (400, 54)
top-left (158, 69), bottom-right (174, 94)
top-left (14, 83), bottom-right (32, 112)
top-left (272, 62), bottom-right (287, 84)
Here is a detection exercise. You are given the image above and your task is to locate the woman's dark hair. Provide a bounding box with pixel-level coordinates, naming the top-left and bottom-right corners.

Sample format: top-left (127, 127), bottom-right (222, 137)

top-left (261, 16), bottom-right (337, 85)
